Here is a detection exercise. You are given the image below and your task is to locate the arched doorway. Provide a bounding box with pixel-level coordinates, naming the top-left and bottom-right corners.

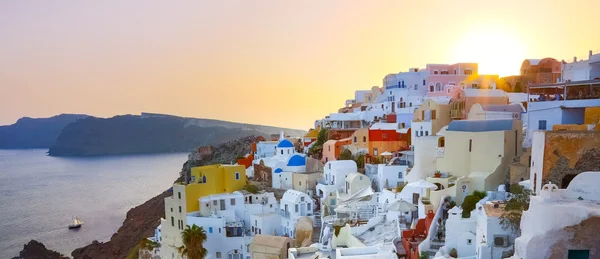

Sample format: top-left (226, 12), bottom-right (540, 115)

top-left (438, 137), bottom-right (445, 147)
top-left (429, 84), bottom-right (435, 92)
top-left (435, 82), bottom-right (442, 91)
top-left (561, 174), bottom-right (578, 188)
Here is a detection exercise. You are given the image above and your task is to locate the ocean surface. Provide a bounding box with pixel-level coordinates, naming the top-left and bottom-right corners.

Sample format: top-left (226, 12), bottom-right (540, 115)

top-left (0, 149), bottom-right (187, 258)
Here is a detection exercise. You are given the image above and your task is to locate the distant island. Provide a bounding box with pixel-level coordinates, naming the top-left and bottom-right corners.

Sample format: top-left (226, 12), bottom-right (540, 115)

top-left (0, 114), bottom-right (88, 149)
top-left (47, 113), bottom-right (304, 156)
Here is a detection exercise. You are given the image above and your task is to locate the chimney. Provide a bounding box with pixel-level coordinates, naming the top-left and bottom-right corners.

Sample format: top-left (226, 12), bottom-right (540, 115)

top-left (590, 50), bottom-right (593, 58)
top-left (574, 57), bottom-right (577, 62)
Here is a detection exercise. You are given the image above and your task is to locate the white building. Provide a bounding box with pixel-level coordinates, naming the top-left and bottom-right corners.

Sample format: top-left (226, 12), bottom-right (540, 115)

top-left (444, 206), bottom-right (477, 258)
top-left (561, 50), bottom-right (600, 82)
top-left (474, 202), bottom-right (515, 259)
top-left (467, 103), bottom-right (525, 121)
top-left (254, 141), bottom-right (278, 161)
top-left (279, 190), bottom-right (315, 237)
top-left (514, 172), bottom-right (600, 259)
top-left (317, 160), bottom-right (358, 199)
top-left (376, 162), bottom-right (408, 191)
top-left (250, 212), bottom-right (281, 236)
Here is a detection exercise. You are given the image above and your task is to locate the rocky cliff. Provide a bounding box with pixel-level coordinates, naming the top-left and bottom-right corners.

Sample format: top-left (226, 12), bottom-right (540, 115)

top-left (48, 113), bottom-right (304, 156)
top-left (71, 190), bottom-right (171, 259)
top-left (0, 114), bottom-right (87, 148)
top-left (11, 240), bottom-right (69, 259)
top-left (70, 135), bottom-right (257, 259)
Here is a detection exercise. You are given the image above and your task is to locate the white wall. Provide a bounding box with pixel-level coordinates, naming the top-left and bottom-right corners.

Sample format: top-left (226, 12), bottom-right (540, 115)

top-left (445, 207), bottom-right (477, 258)
top-left (377, 164), bottom-right (407, 190)
top-left (406, 136), bottom-right (439, 183)
top-left (529, 131), bottom-right (545, 194)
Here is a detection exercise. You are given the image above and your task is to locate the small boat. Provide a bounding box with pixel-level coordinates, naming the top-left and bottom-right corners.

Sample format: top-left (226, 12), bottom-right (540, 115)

top-left (69, 217), bottom-right (84, 229)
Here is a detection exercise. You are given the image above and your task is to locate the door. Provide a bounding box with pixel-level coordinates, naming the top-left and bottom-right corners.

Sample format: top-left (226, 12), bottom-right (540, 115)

top-left (301, 204), bottom-right (306, 216)
top-left (392, 102), bottom-right (396, 113)
top-left (412, 193), bottom-right (420, 220)
top-left (568, 250), bottom-right (590, 259)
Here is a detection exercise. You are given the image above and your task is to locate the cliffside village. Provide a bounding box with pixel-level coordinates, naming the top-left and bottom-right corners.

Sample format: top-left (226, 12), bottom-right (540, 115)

top-left (144, 51), bottom-right (600, 259)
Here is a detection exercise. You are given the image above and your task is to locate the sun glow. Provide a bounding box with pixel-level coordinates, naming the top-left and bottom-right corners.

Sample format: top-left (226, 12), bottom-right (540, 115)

top-left (451, 24), bottom-right (527, 77)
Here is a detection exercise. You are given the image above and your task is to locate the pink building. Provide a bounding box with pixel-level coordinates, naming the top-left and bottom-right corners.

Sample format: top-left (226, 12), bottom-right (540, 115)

top-left (425, 63), bottom-right (499, 95)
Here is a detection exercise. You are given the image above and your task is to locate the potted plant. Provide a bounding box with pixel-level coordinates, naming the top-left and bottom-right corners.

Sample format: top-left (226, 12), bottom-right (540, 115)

top-left (434, 170), bottom-right (441, 178)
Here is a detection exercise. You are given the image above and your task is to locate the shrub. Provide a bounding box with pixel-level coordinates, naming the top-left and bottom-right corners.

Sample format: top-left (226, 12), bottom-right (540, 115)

top-left (420, 251), bottom-right (429, 259)
top-left (354, 154), bottom-right (365, 169)
top-left (472, 190), bottom-right (487, 200)
top-left (461, 195), bottom-right (479, 218)
top-left (500, 185), bottom-right (533, 235)
top-left (395, 183), bottom-right (406, 193)
top-left (339, 149), bottom-right (353, 160)
top-left (245, 184), bottom-right (259, 194)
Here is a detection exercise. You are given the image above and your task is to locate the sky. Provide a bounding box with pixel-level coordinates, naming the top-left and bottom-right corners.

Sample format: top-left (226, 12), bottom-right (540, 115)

top-left (1, 1), bottom-right (599, 129)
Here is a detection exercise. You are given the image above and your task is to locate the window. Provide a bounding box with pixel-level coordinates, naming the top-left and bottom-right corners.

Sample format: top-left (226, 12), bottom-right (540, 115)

top-left (329, 146), bottom-right (331, 151)
top-left (472, 83), bottom-right (478, 89)
top-left (281, 150), bottom-right (283, 155)
top-left (259, 229), bottom-right (262, 234)
top-left (454, 69), bottom-right (457, 74)
top-left (235, 172), bottom-right (240, 180)
top-left (179, 206), bottom-right (182, 213)
top-left (178, 192), bottom-right (181, 199)
top-left (328, 163), bottom-right (331, 169)
top-left (219, 227), bottom-right (221, 233)
top-left (170, 207), bottom-right (173, 212)
top-left (538, 120), bottom-right (547, 130)
top-left (469, 139), bottom-right (472, 152)
top-left (216, 252), bottom-right (222, 258)
top-left (414, 84), bottom-right (418, 90)
top-left (467, 239), bottom-right (472, 245)
top-left (420, 130), bottom-right (423, 136)
top-left (354, 136), bottom-right (357, 143)
top-left (301, 197), bottom-right (305, 202)
top-left (432, 110), bottom-right (437, 120)
top-left (231, 198), bottom-right (235, 205)
top-left (307, 203), bottom-right (311, 210)
top-left (295, 204), bottom-right (299, 212)
top-left (373, 148), bottom-right (378, 156)
top-left (360, 176), bottom-right (363, 180)
top-left (410, 102), bottom-right (412, 107)
top-left (425, 131), bottom-right (429, 136)
top-left (209, 227), bottom-right (213, 233)
top-left (213, 200), bottom-right (218, 206)
top-left (363, 136), bottom-right (366, 142)
top-left (299, 181), bottom-right (301, 186)
top-left (202, 175), bottom-right (206, 183)
top-left (171, 216), bottom-right (174, 227)
top-left (464, 69), bottom-right (472, 75)
top-left (434, 70), bottom-right (439, 75)
top-left (398, 172), bottom-right (402, 179)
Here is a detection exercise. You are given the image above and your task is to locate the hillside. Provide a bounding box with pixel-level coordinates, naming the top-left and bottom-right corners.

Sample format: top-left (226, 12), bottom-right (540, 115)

top-left (48, 113), bottom-right (304, 156)
top-left (0, 114), bottom-right (88, 149)
top-left (70, 136), bottom-right (255, 259)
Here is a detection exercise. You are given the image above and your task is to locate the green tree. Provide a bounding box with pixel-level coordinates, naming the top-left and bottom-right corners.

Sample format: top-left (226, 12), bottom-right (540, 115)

top-left (127, 238), bottom-right (159, 259)
top-left (179, 225), bottom-right (208, 259)
top-left (500, 185), bottom-right (532, 235)
top-left (354, 154), bottom-right (365, 169)
top-left (339, 149), bottom-right (353, 160)
top-left (308, 128), bottom-right (328, 158)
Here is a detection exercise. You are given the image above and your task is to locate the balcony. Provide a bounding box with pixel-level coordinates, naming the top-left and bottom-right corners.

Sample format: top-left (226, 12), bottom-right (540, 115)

top-left (450, 109), bottom-right (463, 119)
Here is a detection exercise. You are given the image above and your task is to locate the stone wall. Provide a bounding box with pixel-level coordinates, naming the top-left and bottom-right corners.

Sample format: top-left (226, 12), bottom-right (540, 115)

top-left (542, 131), bottom-right (600, 188)
top-left (548, 217), bottom-right (600, 259)
top-left (254, 162), bottom-right (272, 185)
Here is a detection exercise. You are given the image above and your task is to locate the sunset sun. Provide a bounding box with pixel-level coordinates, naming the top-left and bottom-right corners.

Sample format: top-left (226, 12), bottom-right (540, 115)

top-left (452, 24), bottom-right (527, 77)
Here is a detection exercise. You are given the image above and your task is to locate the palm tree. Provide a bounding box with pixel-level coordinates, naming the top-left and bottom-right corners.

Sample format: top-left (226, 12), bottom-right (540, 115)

top-left (178, 224), bottom-right (208, 259)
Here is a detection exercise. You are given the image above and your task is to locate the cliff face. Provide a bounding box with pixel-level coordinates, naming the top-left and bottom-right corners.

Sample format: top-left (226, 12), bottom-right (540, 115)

top-left (0, 114), bottom-right (87, 148)
top-left (48, 114), bottom-right (304, 156)
top-left (71, 190), bottom-right (171, 259)
top-left (71, 136), bottom-right (257, 259)
top-left (11, 240), bottom-right (69, 259)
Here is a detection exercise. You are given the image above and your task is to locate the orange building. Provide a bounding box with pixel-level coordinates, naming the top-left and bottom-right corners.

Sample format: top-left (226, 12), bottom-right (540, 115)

top-left (321, 137), bottom-right (352, 163)
top-left (368, 123), bottom-right (411, 156)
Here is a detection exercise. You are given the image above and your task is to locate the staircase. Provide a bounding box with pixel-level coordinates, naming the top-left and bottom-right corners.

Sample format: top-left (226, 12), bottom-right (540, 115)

top-left (314, 212), bottom-right (322, 226)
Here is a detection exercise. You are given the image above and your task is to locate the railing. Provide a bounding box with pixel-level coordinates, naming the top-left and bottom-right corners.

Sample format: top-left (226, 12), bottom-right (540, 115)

top-left (450, 109), bottom-right (463, 119)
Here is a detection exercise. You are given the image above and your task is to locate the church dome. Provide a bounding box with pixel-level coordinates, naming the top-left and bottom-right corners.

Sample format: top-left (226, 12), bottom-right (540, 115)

top-left (277, 139), bottom-right (294, 148)
top-left (287, 154), bottom-right (306, 167)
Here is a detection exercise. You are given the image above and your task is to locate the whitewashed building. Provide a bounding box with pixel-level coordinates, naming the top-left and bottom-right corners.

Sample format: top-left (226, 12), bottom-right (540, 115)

top-left (279, 190), bottom-right (315, 237)
top-left (515, 172), bottom-right (600, 259)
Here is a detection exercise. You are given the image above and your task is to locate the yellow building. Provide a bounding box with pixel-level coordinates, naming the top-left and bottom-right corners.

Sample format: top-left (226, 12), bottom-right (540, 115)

top-left (160, 164), bottom-right (247, 259)
top-left (186, 164), bottom-right (247, 212)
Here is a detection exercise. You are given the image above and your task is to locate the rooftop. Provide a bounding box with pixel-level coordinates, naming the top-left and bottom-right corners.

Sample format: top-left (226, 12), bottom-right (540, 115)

top-left (252, 234), bottom-right (292, 248)
top-left (483, 202), bottom-right (505, 217)
top-left (447, 119), bottom-right (514, 132)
